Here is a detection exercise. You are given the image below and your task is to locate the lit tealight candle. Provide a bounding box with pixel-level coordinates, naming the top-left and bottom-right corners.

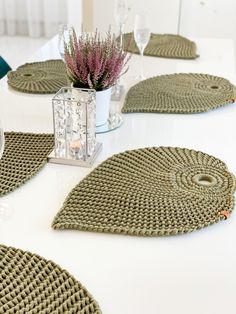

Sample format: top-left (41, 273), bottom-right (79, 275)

top-left (70, 140), bottom-right (81, 151)
top-left (69, 140), bottom-right (83, 160)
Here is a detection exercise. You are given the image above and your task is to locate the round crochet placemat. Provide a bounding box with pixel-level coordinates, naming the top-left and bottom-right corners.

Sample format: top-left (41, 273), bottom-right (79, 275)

top-left (0, 132), bottom-right (54, 196)
top-left (52, 147), bottom-right (236, 236)
top-left (122, 73), bottom-right (236, 114)
top-left (121, 33), bottom-right (198, 59)
top-left (0, 244), bottom-right (101, 313)
top-left (7, 59), bottom-right (67, 94)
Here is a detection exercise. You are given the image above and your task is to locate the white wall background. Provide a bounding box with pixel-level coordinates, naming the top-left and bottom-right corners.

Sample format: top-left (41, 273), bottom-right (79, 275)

top-left (92, 0), bottom-right (236, 39)
top-left (1, 0), bottom-right (236, 39)
top-left (180, 0), bottom-right (236, 38)
top-left (93, 0), bottom-right (181, 35)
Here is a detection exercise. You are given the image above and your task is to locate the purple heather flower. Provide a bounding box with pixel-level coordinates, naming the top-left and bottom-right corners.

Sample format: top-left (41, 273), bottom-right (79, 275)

top-left (64, 28), bottom-right (131, 90)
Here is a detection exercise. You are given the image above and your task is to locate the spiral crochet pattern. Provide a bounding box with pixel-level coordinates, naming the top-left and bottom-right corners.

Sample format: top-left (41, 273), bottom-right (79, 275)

top-left (0, 132), bottom-right (54, 196)
top-left (7, 60), bottom-right (67, 94)
top-left (0, 244), bottom-right (101, 313)
top-left (52, 147), bottom-right (236, 236)
top-left (122, 73), bottom-right (236, 113)
top-left (122, 33), bottom-right (198, 59)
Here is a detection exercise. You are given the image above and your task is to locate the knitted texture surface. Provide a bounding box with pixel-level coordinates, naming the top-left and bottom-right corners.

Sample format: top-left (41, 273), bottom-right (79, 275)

top-left (7, 60), bottom-right (67, 94)
top-left (0, 244), bottom-right (101, 313)
top-left (52, 147), bottom-right (236, 236)
top-left (122, 33), bottom-right (198, 59)
top-left (0, 132), bottom-right (54, 196)
top-left (122, 73), bottom-right (236, 114)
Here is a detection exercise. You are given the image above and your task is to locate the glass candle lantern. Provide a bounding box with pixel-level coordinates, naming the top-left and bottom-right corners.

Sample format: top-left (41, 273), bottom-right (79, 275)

top-left (49, 87), bottom-right (102, 167)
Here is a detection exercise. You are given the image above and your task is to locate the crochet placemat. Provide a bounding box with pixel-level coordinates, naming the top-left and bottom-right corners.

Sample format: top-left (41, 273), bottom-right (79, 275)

top-left (122, 33), bottom-right (198, 59)
top-left (0, 132), bottom-right (54, 196)
top-left (7, 59), bottom-right (67, 94)
top-left (122, 73), bottom-right (236, 114)
top-left (0, 244), bottom-right (101, 313)
top-left (52, 147), bottom-right (236, 236)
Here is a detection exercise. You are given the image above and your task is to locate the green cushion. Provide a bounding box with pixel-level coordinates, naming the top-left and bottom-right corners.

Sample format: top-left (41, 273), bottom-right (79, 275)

top-left (0, 56), bottom-right (11, 79)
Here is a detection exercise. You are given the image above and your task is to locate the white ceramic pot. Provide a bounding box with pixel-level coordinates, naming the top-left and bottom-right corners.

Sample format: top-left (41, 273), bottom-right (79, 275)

top-left (96, 88), bottom-right (112, 126)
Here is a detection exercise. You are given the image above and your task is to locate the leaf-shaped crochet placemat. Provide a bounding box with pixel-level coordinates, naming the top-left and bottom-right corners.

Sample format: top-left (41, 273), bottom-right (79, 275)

top-left (0, 132), bottom-right (54, 196)
top-left (0, 244), bottom-right (101, 313)
top-left (122, 33), bottom-right (198, 59)
top-left (7, 59), bottom-right (67, 94)
top-left (52, 147), bottom-right (236, 236)
top-left (122, 73), bottom-right (236, 113)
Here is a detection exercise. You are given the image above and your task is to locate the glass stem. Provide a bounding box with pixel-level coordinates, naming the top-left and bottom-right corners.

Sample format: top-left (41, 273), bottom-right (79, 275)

top-left (119, 23), bottom-right (124, 50)
top-left (140, 47), bottom-right (144, 78)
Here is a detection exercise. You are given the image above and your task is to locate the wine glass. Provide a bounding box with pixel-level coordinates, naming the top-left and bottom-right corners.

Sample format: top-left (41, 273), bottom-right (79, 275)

top-left (112, 0), bottom-right (129, 100)
top-left (58, 24), bottom-right (73, 61)
top-left (134, 13), bottom-right (150, 80)
top-left (114, 0), bottom-right (129, 48)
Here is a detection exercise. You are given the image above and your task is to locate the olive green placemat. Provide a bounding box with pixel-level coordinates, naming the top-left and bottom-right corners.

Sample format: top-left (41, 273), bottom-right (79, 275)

top-left (0, 244), bottom-right (101, 313)
top-left (122, 73), bottom-right (236, 114)
top-left (52, 147), bottom-right (236, 236)
top-left (7, 59), bottom-right (67, 94)
top-left (122, 33), bottom-right (198, 59)
top-left (0, 132), bottom-right (54, 196)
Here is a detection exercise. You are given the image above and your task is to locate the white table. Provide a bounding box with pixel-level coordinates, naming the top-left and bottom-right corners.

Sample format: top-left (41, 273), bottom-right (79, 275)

top-left (1, 37), bottom-right (236, 314)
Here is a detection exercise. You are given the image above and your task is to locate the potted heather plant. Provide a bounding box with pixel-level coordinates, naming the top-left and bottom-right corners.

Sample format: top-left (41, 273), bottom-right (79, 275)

top-left (64, 28), bottom-right (130, 126)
